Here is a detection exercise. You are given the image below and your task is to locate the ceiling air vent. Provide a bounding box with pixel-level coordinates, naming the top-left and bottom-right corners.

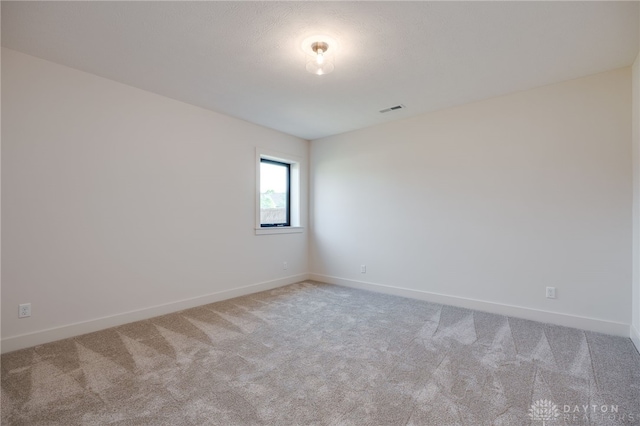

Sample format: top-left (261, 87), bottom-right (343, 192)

top-left (379, 104), bottom-right (405, 113)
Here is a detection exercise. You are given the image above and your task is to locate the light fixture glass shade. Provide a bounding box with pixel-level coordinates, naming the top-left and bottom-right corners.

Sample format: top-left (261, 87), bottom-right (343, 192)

top-left (305, 40), bottom-right (334, 75)
top-left (306, 60), bottom-right (335, 76)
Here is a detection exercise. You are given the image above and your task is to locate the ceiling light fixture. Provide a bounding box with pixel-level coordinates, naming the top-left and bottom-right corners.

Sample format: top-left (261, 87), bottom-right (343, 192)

top-left (305, 40), bottom-right (334, 76)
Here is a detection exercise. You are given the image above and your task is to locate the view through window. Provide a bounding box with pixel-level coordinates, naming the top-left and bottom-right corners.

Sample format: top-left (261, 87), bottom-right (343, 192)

top-left (260, 159), bottom-right (290, 227)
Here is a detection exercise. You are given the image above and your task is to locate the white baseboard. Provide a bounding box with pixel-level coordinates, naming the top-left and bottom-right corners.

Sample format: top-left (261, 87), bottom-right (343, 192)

top-left (3, 273), bottom-right (632, 354)
top-left (1, 274), bottom-right (309, 354)
top-left (631, 324), bottom-right (640, 354)
top-left (309, 274), bottom-right (630, 338)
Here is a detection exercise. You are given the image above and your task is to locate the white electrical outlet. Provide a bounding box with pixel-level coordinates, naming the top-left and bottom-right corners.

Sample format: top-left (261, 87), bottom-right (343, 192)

top-left (19, 303), bottom-right (31, 318)
top-left (546, 287), bottom-right (556, 299)
top-left (361, 265), bottom-right (366, 273)
top-left (283, 261), bottom-right (288, 270)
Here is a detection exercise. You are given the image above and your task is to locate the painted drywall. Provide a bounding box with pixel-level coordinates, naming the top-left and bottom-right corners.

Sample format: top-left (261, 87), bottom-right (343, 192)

top-left (310, 68), bottom-right (632, 335)
top-left (1, 48), bottom-right (309, 351)
top-left (632, 23), bottom-right (640, 351)
top-left (0, 21), bottom-right (3, 356)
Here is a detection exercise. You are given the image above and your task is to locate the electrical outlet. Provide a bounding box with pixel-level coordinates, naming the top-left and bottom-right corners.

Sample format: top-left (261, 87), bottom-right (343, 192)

top-left (361, 265), bottom-right (366, 273)
top-left (283, 261), bottom-right (288, 270)
top-left (546, 287), bottom-right (556, 299)
top-left (19, 303), bottom-right (31, 318)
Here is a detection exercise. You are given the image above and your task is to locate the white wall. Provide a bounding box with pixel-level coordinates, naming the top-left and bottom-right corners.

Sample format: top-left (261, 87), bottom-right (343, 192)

top-left (2, 46), bottom-right (637, 351)
top-left (311, 68), bottom-right (632, 335)
top-left (1, 13), bottom-right (3, 356)
top-left (632, 14), bottom-right (640, 351)
top-left (1, 48), bottom-right (309, 352)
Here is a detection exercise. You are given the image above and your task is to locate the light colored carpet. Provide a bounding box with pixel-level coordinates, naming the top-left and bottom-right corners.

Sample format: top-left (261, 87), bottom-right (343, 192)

top-left (2, 281), bottom-right (639, 425)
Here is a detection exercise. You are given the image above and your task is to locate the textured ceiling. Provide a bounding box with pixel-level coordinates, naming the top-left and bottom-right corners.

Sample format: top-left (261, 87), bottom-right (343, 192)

top-left (2, 1), bottom-right (638, 140)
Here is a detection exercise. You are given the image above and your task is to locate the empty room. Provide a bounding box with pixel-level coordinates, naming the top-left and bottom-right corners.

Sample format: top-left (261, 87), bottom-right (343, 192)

top-left (2, 1), bottom-right (640, 425)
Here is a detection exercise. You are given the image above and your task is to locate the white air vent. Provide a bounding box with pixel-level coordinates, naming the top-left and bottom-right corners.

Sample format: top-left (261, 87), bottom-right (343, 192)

top-left (379, 104), bottom-right (405, 113)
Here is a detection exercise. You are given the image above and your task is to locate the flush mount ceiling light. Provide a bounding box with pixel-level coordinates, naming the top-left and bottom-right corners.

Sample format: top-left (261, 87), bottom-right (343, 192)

top-left (303, 36), bottom-right (337, 76)
top-left (306, 41), bottom-right (334, 76)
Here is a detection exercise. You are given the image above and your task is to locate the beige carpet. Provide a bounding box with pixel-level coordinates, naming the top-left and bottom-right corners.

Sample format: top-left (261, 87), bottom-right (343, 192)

top-left (2, 281), bottom-right (639, 425)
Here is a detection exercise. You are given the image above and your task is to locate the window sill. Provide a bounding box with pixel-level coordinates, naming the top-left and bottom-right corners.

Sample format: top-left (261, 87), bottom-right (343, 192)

top-left (255, 227), bottom-right (304, 235)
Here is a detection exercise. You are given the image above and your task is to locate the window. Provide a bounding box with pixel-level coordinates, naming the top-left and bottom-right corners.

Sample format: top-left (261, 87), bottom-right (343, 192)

top-left (260, 159), bottom-right (290, 227)
top-left (255, 148), bottom-right (303, 235)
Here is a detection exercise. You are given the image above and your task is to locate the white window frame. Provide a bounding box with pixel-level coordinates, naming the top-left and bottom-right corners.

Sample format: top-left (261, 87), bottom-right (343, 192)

top-left (255, 148), bottom-right (303, 235)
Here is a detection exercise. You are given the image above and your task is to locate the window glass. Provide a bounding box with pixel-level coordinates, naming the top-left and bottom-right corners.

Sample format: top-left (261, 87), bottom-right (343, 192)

top-left (260, 159), bottom-right (290, 226)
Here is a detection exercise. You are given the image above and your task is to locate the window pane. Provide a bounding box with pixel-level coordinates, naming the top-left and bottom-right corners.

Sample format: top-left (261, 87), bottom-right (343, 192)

top-left (260, 160), bottom-right (289, 226)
